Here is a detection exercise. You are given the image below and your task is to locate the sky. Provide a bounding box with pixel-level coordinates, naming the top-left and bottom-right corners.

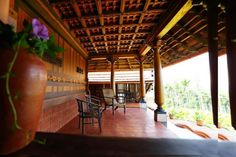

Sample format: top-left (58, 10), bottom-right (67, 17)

top-left (162, 53), bottom-right (228, 93)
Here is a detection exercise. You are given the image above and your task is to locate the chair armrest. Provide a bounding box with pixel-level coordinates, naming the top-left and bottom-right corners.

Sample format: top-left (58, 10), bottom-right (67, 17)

top-left (86, 94), bottom-right (102, 104)
top-left (103, 96), bottom-right (116, 99)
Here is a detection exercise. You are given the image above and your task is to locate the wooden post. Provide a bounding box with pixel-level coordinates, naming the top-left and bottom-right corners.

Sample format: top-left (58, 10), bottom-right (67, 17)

top-left (139, 57), bottom-right (146, 102)
top-left (154, 40), bottom-right (165, 112)
top-left (107, 57), bottom-right (117, 94)
top-left (111, 59), bottom-right (115, 94)
top-left (85, 59), bottom-right (89, 94)
top-left (226, 0), bottom-right (236, 129)
top-left (207, 0), bottom-right (219, 128)
top-left (0, 0), bottom-right (10, 23)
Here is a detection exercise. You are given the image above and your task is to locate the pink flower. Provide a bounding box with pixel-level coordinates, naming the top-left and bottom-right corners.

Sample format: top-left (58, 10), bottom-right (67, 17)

top-left (32, 18), bottom-right (49, 40)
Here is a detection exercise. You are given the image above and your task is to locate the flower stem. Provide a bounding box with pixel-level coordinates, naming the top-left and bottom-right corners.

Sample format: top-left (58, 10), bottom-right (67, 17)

top-left (5, 38), bottom-right (24, 130)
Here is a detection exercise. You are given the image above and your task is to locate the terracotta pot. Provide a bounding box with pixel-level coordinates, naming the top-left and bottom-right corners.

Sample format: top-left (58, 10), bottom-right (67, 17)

top-left (0, 48), bottom-right (47, 155)
top-left (169, 114), bottom-right (174, 119)
top-left (196, 120), bottom-right (204, 126)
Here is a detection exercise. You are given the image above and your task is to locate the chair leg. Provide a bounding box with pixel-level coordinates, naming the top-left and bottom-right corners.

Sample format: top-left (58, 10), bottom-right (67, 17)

top-left (98, 116), bottom-right (102, 133)
top-left (112, 105), bottom-right (114, 115)
top-left (82, 117), bottom-right (84, 135)
top-left (124, 105), bottom-right (126, 114)
top-left (102, 105), bottom-right (107, 112)
top-left (92, 118), bottom-right (94, 126)
top-left (78, 116), bottom-right (80, 128)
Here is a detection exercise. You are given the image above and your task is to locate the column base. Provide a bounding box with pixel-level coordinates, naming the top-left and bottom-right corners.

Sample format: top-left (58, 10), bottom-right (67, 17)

top-left (154, 108), bottom-right (167, 122)
top-left (139, 98), bottom-right (146, 103)
top-left (139, 98), bottom-right (147, 110)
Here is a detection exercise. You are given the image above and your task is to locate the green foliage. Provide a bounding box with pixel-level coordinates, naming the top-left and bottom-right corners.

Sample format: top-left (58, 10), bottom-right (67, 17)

top-left (0, 19), bottom-right (63, 58)
top-left (165, 79), bottom-right (232, 130)
top-left (193, 111), bottom-right (204, 121)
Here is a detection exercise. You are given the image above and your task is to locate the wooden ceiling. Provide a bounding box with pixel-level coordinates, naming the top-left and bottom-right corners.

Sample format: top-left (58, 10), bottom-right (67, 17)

top-left (48, 0), bottom-right (225, 72)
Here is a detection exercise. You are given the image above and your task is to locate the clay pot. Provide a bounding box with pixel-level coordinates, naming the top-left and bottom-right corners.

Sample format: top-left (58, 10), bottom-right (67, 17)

top-left (196, 120), bottom-right (204, 126)
top-left (0, 48), bottom-right (47, 154)
top-left (169, 114), bottom-right (174, 119)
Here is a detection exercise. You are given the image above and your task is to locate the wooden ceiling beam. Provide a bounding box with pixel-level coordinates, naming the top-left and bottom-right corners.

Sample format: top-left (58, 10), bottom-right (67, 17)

top-left (144, 0), bottom-right (193, 46)
top-left (95, 0), bottom-right (108, 53)
top-left (157, 0), bottom-right (193, 39)
top-left (162, 18), bottom-right (225, 56)
top-left (90, 53), bottom-right (138, 59)
top-left (85, 44), bottom-right (141, 49)
top-left (78, 32), bottom-right (150, 38)
top-left (73, 23), bottom-right (156, 31)
top-left (70, 0), bottom-right (98, 53)
top-left (118, 0), bottom-right (125, 53)
top-left (139, 0), bottom-right (193, 56)
top-left (127, 58), bottom-right (132, 70)
top-left (128, 0), bottom-right (151, 52)
top-left (62, 9), bottom-right (166, 20)
top-left (82, 39), bottom-right (144, 45)
top-left (177, 23), bottom-right (207, 46)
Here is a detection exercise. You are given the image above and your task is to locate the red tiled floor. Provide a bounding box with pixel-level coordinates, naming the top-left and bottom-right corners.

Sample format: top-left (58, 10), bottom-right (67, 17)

top-left (58, 105), bottom-right (178, 138)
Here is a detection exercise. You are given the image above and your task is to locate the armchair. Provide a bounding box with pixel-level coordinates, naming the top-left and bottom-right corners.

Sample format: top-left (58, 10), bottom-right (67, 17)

top-left (102, 88), bottom-right (126, 115)
top-left (76, 98), bottom-right (102, 135)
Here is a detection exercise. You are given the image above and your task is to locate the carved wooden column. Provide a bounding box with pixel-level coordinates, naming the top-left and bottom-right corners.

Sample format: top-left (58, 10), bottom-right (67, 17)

top-left (207, 0), bottom-right (219, 128)
top-left (107, 57), bottom-right (117, 94)
top-left (0, 0), bottom-right (9, 23)
top-left (226, 0), bottom-right (236, 129)
top-left (85, 59), bottom-right (89, 94)
top-left (138, 57), bottom-right (146, 102)
top-left (154, 40), bottom-right (166, 121)
top-left (154, 40), bottom-right (165, 111)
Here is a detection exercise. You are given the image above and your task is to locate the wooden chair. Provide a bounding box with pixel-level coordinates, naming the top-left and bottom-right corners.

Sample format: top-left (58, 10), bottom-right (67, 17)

top-left (102, 88), bottom-right (126, 115)
top-left (76, 98), bottom-right (102, 135)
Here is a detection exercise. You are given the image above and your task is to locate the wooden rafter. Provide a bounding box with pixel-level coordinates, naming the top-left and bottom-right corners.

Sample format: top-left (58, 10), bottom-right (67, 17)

top-left (62, 9), bottom-right (166, 20)
top-left (128, 0), bottom-right (151, 52)
top-left (70, 0), bottom-right (98, 53)
top-left (77, 32), bottom-right (150, 38)
top-left (90, 53), bottom-right (138, 59)
top-left (72, 23), bottom-right (156, 31)
top-left (140, 0), bottom-right (193, 57)
top-left (82, 39), bottom-right (145, 45)
top-left (48, 0), bottom-right (226, 72)
top-left (95, 0), bottom-right (108, 53)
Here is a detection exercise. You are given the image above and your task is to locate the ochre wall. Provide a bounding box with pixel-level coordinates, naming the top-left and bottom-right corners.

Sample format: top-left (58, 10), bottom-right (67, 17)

top-left (16, 8), bottom-right (86, 132)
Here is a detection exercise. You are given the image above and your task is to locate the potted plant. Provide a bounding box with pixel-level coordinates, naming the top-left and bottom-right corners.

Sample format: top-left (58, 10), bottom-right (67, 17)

top-left (168, 108), bottom-right (176, 119)
top-left (193, 111), bottom-right (204, 126)
top-left (0, 19), bottom-right (63, 154)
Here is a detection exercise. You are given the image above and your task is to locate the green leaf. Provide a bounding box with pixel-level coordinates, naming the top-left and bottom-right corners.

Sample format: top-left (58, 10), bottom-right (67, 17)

top-left (23, 20), bottom-right (32, 33)
top-left (55, 46), bottom-right (64, 52)
top-left (19, 38), bottom-right (29, 48)
top-left (47, 49), bottom-right (56, 58)
top-left (48, 34), bottom-right (55, 43)
top-left (33, 138), bottom-right (47, 145)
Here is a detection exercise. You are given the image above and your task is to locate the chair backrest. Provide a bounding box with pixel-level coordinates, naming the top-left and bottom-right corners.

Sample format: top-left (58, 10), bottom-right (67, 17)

top-left (76, 99), bottom-right (84, 113)
top-left (76, 99), bottom-right (90, 114)
top-left (102, 88), bottom-right (116, 105)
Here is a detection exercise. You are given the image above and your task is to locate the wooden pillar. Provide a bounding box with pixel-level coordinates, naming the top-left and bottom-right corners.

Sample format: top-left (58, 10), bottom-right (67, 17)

top-left (85, 59), bottom-right (89, 94)
top-left (0, 0), bottom-right (9, 23)
top-left (154, 40), bottom-right (165, 112)
top-left (111, 60), bottom-right (115, 94)
top-left (107, 57), bottom-right (117, 94)
top-left (139, 57), bottom-right (146, 102)
top-left (226, 0), bottom-right (236, 129)
top-left (207, 0), bottom-right (219, 127)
